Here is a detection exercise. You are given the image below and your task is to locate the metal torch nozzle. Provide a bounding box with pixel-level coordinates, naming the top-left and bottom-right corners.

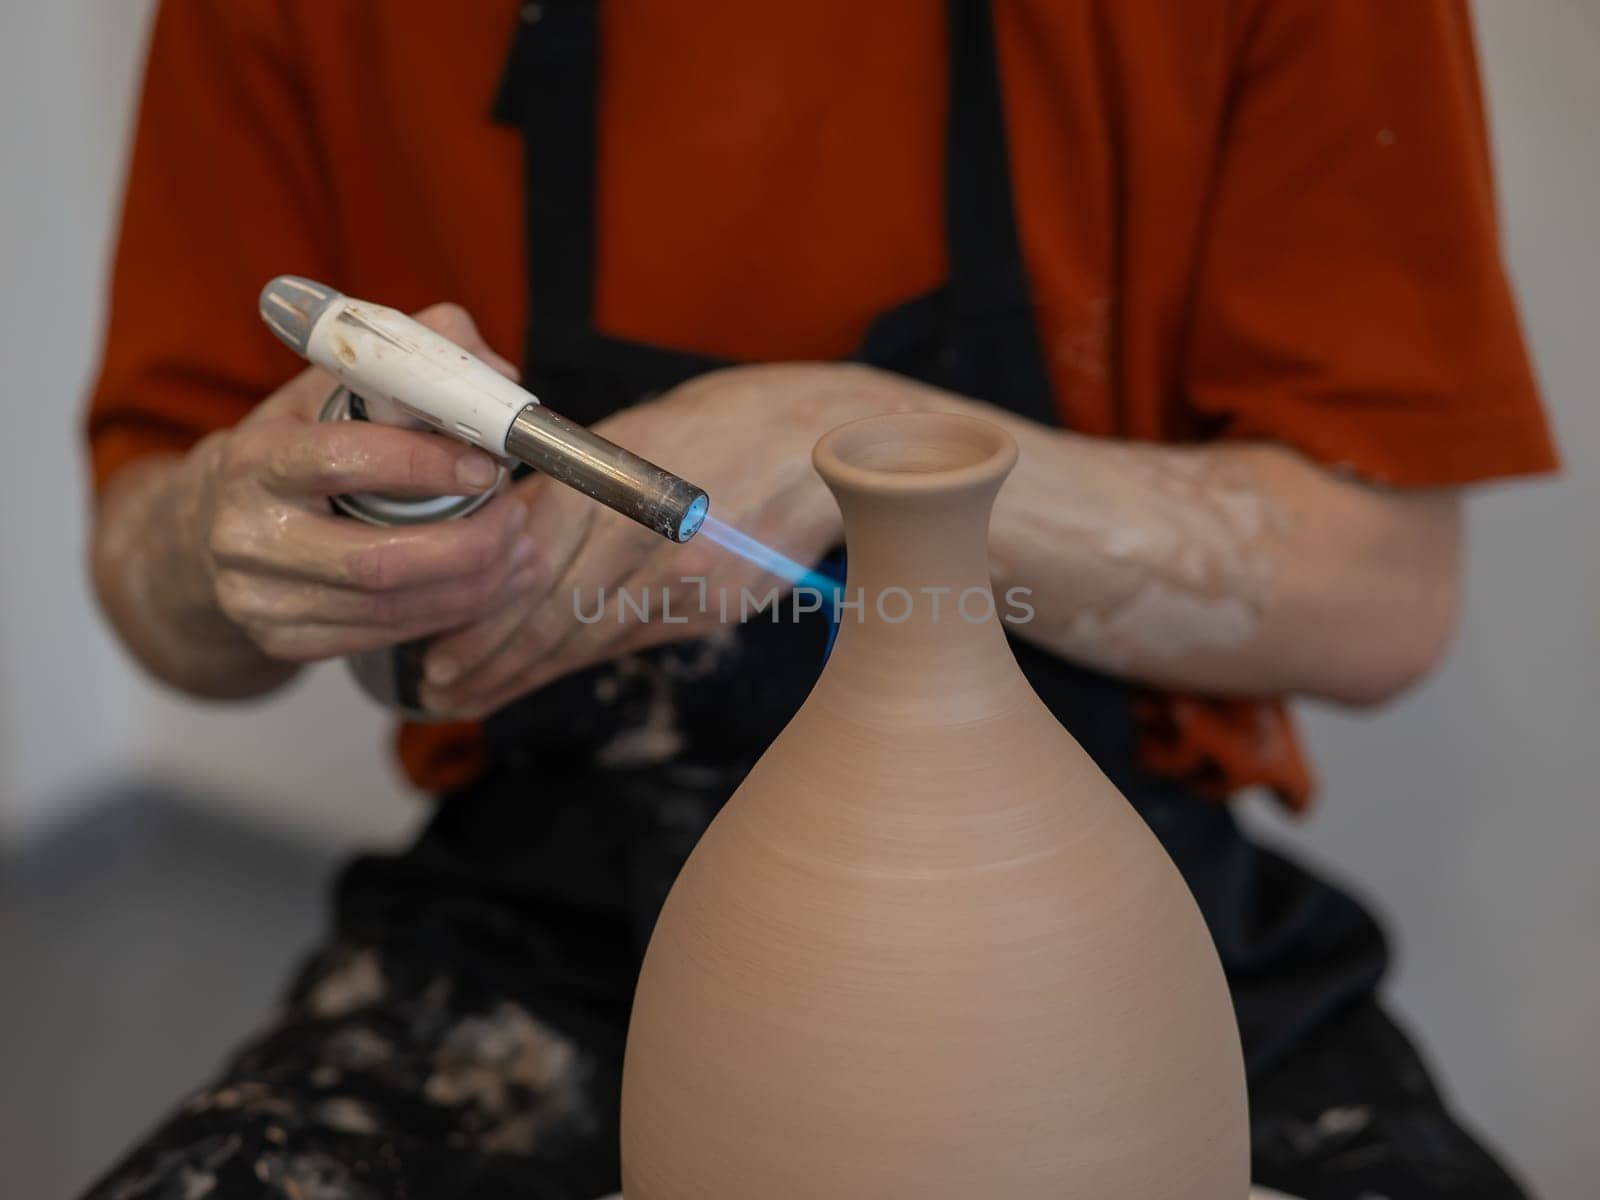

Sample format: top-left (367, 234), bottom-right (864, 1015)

top-left (506, 404), bottom-right (709, 543)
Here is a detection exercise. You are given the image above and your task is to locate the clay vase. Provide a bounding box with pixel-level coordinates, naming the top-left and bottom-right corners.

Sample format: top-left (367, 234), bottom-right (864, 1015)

top-left (620, 412), bottom-right (1248, 1197)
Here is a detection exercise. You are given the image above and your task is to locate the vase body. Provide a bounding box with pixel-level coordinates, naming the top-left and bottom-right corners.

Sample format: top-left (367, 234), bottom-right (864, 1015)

top-left (621, 413), bottom-right (1248, 1198)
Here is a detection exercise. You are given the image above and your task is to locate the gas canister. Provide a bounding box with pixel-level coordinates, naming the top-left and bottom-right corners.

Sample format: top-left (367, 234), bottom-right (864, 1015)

top-left (318, 384), bottom-right (510, 714)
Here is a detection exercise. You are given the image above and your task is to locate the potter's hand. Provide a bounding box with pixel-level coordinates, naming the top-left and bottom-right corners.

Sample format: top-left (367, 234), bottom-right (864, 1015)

top-left (418, 364), bottom-right (905, 718)
top-left (92, 305), bottom-right (533, 697)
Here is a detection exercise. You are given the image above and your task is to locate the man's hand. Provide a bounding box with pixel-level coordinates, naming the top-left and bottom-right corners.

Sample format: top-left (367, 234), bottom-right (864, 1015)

top-left (418, 364), bottom-right (910, 718)
top-left (92, 305), bottom-right (537, 697)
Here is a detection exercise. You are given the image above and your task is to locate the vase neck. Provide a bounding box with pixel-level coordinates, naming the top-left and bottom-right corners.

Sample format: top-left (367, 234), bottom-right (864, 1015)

top-left (811, 412), bottom-right (1022, 705)
top-left (818, 481), bottom-right (1023, 733)
top-left (833, 486), bottom-right (1001, 632)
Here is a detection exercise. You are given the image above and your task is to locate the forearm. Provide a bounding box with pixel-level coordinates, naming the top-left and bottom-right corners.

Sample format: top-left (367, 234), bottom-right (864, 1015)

top-left (91, 449), bottom-right (298, 700)
top-left (843, 369), bottom-right (1460, 704)
top-left (984, 425), bottom-right (1459, 703)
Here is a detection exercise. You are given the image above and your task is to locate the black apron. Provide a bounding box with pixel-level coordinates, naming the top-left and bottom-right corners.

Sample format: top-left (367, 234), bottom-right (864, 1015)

top-left (344, 0), bottom-right (1386, 1104)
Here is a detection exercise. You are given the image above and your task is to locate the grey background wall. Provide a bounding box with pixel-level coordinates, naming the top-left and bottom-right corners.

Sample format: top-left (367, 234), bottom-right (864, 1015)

top-left (0, 0), bottom-right (417, 849)
top-left (0, 2), bottom-right (1593, 1196)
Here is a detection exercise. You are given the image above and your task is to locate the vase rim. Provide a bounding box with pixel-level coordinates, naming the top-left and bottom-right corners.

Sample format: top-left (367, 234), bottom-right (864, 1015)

top-left (813, 411), bottom-right (1018, 496)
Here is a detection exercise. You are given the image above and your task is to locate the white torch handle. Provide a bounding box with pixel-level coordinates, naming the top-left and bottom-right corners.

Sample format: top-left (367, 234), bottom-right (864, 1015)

top-left (260, 275), bottom-right (536, 456)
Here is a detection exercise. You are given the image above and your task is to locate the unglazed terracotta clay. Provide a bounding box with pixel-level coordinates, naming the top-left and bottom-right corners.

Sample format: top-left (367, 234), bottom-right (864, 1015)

top-left (621, 412), bottom-right (1249, 1197)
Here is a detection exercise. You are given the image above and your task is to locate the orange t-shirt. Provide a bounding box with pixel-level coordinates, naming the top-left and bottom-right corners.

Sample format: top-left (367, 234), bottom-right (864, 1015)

top-left (88, 0), bottom-right (1556, 807)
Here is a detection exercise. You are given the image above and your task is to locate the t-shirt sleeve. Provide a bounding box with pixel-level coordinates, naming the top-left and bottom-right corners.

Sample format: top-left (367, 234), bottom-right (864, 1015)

top-left (1183, 0), bottom-right (1557, 486)
top-left (86, 0), bottom-right (334, 491)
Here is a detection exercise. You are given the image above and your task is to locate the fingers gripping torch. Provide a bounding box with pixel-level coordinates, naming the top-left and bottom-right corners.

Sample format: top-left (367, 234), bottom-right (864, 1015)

top-left (258, 275), bottom-right (710, 543)
top-left (257, 275), bottom-right (710, 712)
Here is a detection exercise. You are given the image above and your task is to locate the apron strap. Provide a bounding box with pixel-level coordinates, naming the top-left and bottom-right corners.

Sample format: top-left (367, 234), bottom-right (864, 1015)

top-left (494, 2), bottom-right (726, 422)
top-left (936, 0), bottom-right (1063, 427)
top-left (493, 1), bottom-right (598, 366)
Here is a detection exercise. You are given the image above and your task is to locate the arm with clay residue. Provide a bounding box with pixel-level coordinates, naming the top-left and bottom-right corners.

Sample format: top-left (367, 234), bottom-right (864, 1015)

top-left (869, 370), bottom-right (1461, 707)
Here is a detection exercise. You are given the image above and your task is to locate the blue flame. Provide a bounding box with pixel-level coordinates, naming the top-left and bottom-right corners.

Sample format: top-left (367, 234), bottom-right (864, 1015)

top-left (696, 515), bottom-right (842, 597)
top-left (694, 515), bottom-right (846, 658)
